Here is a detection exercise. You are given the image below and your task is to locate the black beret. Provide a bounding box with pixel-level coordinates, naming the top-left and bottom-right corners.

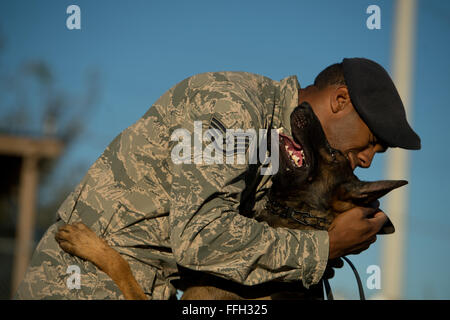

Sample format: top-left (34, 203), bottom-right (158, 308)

top-left (342, 57), bottom-right (421, 150)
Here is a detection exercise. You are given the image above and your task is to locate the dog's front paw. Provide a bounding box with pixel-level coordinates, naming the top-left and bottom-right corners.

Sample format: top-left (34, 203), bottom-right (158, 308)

top-left (55, 222), bottom-right (108, 262)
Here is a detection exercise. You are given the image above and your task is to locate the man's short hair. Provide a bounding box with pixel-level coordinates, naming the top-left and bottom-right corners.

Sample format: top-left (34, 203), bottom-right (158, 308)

top-left (314, 63), bottom-right (346, 89)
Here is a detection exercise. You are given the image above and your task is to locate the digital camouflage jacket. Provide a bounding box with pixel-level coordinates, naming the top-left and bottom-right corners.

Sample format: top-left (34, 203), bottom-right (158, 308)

top-left (16, 71), bottom-right (329, 300)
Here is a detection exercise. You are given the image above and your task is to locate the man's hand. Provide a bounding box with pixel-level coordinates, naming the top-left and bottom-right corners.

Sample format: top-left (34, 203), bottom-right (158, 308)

top-left (327, 205), bottom-right (387, 260)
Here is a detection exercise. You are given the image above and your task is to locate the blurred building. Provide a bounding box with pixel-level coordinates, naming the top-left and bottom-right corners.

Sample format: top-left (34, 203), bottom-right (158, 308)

top-left (0, 134), bottom-right (63, 298)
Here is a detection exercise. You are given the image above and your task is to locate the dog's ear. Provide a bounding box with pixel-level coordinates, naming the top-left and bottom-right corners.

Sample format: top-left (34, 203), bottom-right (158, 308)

top-left (338, 180), bottom-right (408, 205)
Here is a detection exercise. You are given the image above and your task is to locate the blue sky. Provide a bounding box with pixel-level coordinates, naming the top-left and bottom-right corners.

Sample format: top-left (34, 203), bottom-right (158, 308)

top-left (1, 0), bottom-right (449, 299)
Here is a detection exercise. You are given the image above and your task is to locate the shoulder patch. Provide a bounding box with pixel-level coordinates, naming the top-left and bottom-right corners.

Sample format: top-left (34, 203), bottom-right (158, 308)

top-left (208, 116), bottom-right (252, 156)
top-left (210, 116), bottom-right (227, 135)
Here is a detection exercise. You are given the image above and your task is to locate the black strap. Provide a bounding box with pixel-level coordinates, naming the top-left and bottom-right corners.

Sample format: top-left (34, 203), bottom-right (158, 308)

top-left (322, 257), bottom-right (366, 300)
top-left (342, 256), bottom-right (366, 300)
top-left (323, 278), bottom-right (334, 300)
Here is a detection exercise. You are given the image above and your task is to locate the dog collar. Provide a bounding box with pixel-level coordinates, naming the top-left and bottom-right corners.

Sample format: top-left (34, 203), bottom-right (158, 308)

top-left (265, 199), bottom-right (328, 231)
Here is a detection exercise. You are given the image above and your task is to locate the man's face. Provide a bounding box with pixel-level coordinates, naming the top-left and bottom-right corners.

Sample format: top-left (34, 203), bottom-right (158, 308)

top-left (298, 85), bottom-right (387, 171)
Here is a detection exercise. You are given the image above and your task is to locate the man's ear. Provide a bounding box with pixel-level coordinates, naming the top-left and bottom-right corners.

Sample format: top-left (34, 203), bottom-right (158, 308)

top-left (338, 180), bottom-right (408, 205)
top-left (330, 86), bottom-right (351, 114)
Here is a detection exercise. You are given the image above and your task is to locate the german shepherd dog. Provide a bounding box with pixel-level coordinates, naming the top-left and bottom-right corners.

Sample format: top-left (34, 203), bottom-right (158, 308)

top-left (55, 102), bottom-right (407, 300)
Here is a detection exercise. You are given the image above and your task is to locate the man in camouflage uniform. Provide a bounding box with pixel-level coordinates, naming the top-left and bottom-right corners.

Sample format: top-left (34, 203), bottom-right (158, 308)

top-left (15, 58), bottom-right (420, 299)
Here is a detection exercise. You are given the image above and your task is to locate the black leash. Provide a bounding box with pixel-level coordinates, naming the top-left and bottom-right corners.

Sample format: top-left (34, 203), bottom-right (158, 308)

top-left (323, 256), bottom-right (366, 300)
top-left (342, 256), bottom-right (366, 300)
top-left (323, 278), bottom-right (334, 300)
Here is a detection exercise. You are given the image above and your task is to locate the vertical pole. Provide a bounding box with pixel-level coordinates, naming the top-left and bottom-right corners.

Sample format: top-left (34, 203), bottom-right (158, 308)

top-left (11, 155), bottom-right (39, 296)
top-left (381, 0), bottom-right (417, 299)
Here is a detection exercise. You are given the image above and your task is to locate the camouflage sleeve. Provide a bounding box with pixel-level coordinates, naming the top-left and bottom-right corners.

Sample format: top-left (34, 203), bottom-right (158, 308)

top-left (168, 73), bottom-right (329, 289)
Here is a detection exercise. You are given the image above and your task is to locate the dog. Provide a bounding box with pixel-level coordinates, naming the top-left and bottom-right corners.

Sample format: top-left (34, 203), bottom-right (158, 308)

top-left (55, 102), bottom-right (407, 300)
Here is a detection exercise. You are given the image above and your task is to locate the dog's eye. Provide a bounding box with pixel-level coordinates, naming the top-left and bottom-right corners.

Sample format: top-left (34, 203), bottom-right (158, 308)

top-left (330, 151), bottom-right (337, 162)
top-left (326, 145), bottom-right (339, 164)
top-left (329, 151), bottom-right (342, 165)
